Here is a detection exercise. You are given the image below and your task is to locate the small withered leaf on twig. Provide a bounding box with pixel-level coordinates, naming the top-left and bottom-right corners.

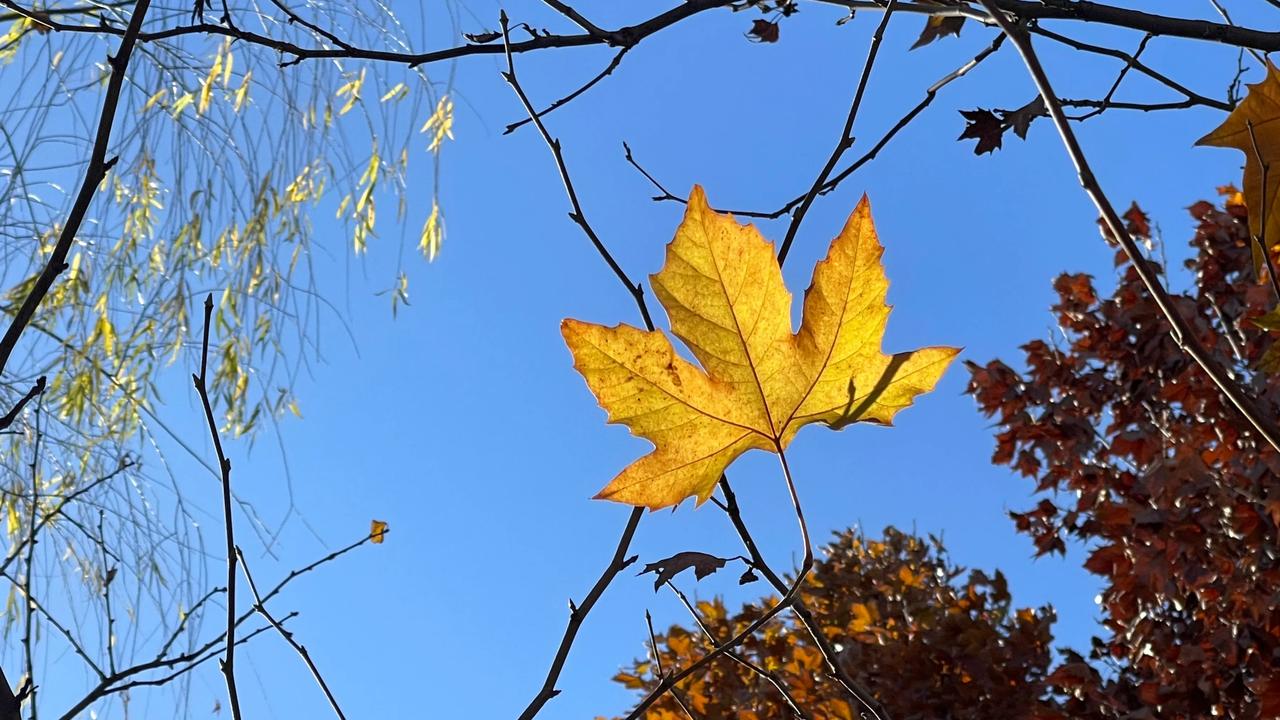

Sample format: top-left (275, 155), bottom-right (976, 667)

top-left (464, 30), bottom-right (502, 44)
top-left (958, 109), bottom-right (1003, 155)
top-left (639, 551), bottom-right (727, 591)
top-left (748, 19), bottom-right (779, 43)
top-left (911, 13), bottom-right (964, 50)
top-left (370, 519), bottom-right (389, 544)
top-left (958, 97), bottom-right (1047, 155)
top-left (1002, 96), bottom-right (1047, 140)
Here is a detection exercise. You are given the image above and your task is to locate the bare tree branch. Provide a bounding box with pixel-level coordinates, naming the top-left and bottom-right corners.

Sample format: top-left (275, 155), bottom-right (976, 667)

top-left (192, 294), bottom-right (242, 720)
top-left (974, 0), bottom-right (1280, 455)
top-left (780, 0), bottom-right (899, 263)
top-left (662, 580), bottom-right (811, 719)
top-left (238, 548), bottom-right (347, 720)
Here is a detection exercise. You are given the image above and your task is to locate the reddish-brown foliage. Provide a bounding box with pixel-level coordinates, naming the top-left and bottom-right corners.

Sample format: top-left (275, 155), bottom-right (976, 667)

top-left (613, 195), bottom-right (1280, 719)
top-left (968, 193), bottom-right (1280, 719)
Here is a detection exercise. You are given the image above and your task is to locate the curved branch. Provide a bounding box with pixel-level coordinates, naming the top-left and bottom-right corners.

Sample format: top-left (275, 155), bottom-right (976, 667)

top-left (975, 1), bottom-right (1280, 454)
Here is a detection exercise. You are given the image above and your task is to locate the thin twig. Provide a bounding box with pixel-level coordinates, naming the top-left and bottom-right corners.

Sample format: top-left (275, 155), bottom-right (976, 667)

top-left (625, 35), bottom-right (1003, 221)
top-left (501, 12), bottom-right (658, 718)
top-left (97, 511), bottom-right (117, 677)
top-left (21, 385), bottom-right (43, 720)
top-left (504, 47), bottom-right (630, 135)
top-left (975, 0), bottom-right (1280, 455)
top-left (500, 12), bottom-right (653, 329)
top-left (237, 548), bottom-right (347, 719)
top-left (644, 611), bottom-right (696, 720)
top-left (192, 294), bottom-right (242, 720)
top-left (716, 477), bottom-right (890, 720)
top-left (1206, 0), bottom-right (1267, 66)
top-left (542, 0), bottom-right (620, 43)
top-left (1031, 26), bottom-right (1232, 113)
top-left (663, 580), bottom-right (810, 719)
top-left (779, 0), bottom-right (898, 264)
top-left (1070, 33), bottom-right (1152, 121)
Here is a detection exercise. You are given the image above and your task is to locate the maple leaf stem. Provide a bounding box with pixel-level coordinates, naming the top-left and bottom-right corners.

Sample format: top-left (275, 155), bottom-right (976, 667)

top-left (979, 0), bottom-right (1280, 456)
top-left (775, 445), bottom-right (813, 581)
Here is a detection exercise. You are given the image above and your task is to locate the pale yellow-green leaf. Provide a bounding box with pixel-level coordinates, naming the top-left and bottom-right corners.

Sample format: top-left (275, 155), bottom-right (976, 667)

top-left (142, 88), bottom-right (168, 112)
top-left (335, 68), bottom-right (365, 115)
top-left (380, 82), bottom-right (408, 102)
top-left (563, 186), bottom-right (958, 509)
top-left (421, 95), bottom-right (454, 153)
top-left (420, 200), bottom-right (443, 261)
top-left (170, 92), bottom-right (194, 117)
top-left (233, 70), bottom-right (252, 112)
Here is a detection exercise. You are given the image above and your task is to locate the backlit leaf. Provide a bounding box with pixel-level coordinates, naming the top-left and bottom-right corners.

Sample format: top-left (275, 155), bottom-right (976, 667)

top-left (1197, 61), bottom-right (1280, 276)
top-left (563, 186), bottom-right (957, 509)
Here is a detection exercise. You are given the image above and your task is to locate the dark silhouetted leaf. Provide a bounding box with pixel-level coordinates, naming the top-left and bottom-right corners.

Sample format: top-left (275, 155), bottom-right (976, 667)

top-left (748, 19), bottom-right (779, 43)
top-left (1001, 96), bottom-right (1046, 140)
top-left (639, 551), bottom-right (727, 591)
top-left (958, 109), bottom-right (1003, 155)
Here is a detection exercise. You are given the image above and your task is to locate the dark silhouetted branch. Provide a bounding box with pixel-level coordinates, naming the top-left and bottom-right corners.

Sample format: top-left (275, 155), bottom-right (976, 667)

top-left (976, 0), bottom-right (1280, 455)
top-left (0, 0), bottom-right (152, 379)
top-left (192, 294), bottom-right (242, 720)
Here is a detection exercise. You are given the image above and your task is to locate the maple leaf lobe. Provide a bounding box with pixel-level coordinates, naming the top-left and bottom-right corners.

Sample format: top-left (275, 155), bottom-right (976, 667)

top-left (1197, 61), bottom-right (1280, 275)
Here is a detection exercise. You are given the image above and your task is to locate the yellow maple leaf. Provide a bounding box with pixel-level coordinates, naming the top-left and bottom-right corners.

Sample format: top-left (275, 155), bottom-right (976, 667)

top-left (370, 519), bottom-right (388, 544)
top-left (1197, 62), bottom-right (1280, 275)
top-left (562, 186), bottom-right (958, 510)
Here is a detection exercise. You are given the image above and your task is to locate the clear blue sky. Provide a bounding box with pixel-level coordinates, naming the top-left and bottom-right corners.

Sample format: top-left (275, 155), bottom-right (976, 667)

top-left (33, 1), bottom-right (1268, 717)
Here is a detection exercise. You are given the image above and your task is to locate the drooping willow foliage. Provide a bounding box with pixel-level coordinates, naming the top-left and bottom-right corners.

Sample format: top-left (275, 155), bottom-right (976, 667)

top-left (0, 1), bottom-right (452, 711)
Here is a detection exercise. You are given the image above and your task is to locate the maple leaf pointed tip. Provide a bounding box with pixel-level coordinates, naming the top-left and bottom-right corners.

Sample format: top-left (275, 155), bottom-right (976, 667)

top-left (687, 184), bottom-right (708, 208)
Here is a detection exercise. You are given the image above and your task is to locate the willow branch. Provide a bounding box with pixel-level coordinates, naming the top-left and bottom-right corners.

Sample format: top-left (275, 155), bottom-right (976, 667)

top-left (0, 0), bottom-right (152, 378)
